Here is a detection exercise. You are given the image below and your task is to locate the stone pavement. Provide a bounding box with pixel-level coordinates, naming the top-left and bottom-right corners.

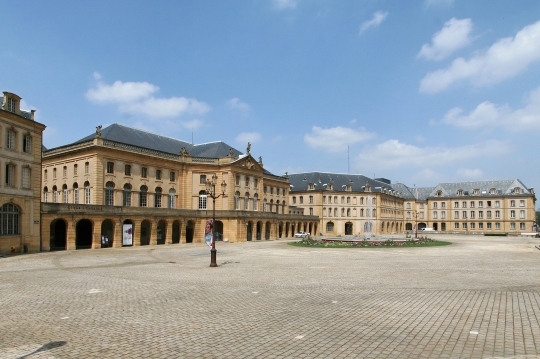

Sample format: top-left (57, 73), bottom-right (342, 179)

top-left (1, 234), bottom-right (540, 358)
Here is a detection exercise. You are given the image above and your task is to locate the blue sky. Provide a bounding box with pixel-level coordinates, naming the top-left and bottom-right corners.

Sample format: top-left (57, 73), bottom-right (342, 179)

top-left (3, 0), bottom-right (540, 195)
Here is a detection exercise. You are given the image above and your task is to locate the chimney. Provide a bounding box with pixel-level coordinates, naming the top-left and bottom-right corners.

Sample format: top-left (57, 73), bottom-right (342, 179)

top-left (31, 110), bottom-right (36, 120)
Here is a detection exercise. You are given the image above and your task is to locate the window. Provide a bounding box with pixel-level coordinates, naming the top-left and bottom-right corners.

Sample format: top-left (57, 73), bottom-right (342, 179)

top-left (63, 166), bottom-right (67, 178)
top-left (198, 190), bottom-right (207, 210)
top-left (323, 196), bottom-right (326, 204)
top-left (510, 223), bottom-right (516, 230)
top-left (433, 202), bottom-right (437, 209)
top-left (520, 210), bottom-right (525, 219)
top-left (106, 162), bottom-right (114, 174)
top-left (23, 135), bottom-right (32, 153)
top-left (495, 201), bottom-right (500, 208)
top-left (235, 175), bottom-right (240, 185)
top-left (334, 196), bottom-right (338, 204)
top-left (6, 130), bottom-right (15, 149)
top-left (487, 210), bottom-right (492, 219)
top-left (510, 200), bottom-right (515, 207)
top-left (7, 97), bottom-right (17, 112)
top-left (510, 210), bottom-right (515, 219)
top-left (479, 211), bottom-right (483, 219)
top-left (347, 208), bottom-right (350, 217)
top-left (234, 192), bottom-right (240, 210)
top-left (347, 197), bottom-right (350, 204)
top-left (470, 211), bottom-right (475, 219)
top-left (373, 198), bottom-right (377, 205)
top-left (462, 223), bottom-right (467, 229)
top-left (155, 187), bottom-right (162, 207)
top-left (53, 168), bottom-right (57, 179)
top-left (454, 211), bottom-right (459, 219)
top-left (84, 182), bottom-right (91, 204)
top-left (470, 223), bottom-right (475, 229)
top-left (73, 183), bottom-right (79, 204)
top-left (520, 223), bottom-right (526, 230)
top-left (125, 165), bottom-right (131, 176)
top-left (470, 201), bottom-right (475, 208)
top-left (441, 211), bottom-right (446, 219)
top-left (141, 167), bottom-right (147, 178)
top-left (246, 176), bottom-right (250, 187)
top-left (419, 212), bottom-right (423, 219)
top-left (156, 170), bottom-right (162, 180)
top-left (62, 185), bottom-right (68, 203)
top-left (200, 174), bottom-right (206, 184)
top-left (85, 162), bottom-right (89, 174)
top-left (22, 167), bottom-right (30, 188)
top-left (433, 211), bottom-right (438, 219)
top-left (496, 223), bottom-right (501, 230)
top-left (123, 184), bottom-right (132, 206)
top-left (73, 164), bottom-right (78, 176)
top-left (0, 204), bottom-right (19, 235)
top-left (406, 212), bottom-right (411, 219)
top-left (310, 208), bottom-right (313, 216)
top-left (326, 222), bottom-right (334, 232)
top-left (140, 186), bottom-right (148, 207)
top-left (462, 201), bottom-right (467, 208)
top-left (454, 223), bottom-right (459, 229)
top-left (334, 208), bottom-right (338, 217)
top-left (478, 201), bottom-right (483, 207)
top-left (341, 208), bottom-right (345, 216)
top-left (170, 171), bottom-right (175, 182)
top-left (254, 179), bottom-right (258, 188)
top-left (487, 223), bottom-right (492, 229)
top-left (520, 200), bottom-right (525, 207)
top-left (168, 189), bottom-right (176, 209)
top-left (360, 197), bottom-right (364, 205)
top-left (441, 202), bottom-right (446, 208)
top-left (479, 223), bottom-right (483, 229)
top-left (105, 182), bottom-right (115, 206)
top-left (244, 193), bottom-right (249, 210)
top-left (299, 196), bottom-right (303, 204)
top-left (43, 187), bottom-right (49, 202)
top-left (44, 169), bottom-right (47, 181)
top-left (253, 194), bottom-right (258, 211)
top-left (5, 164), bottom-right (15, 186)
top-left (341, 196), bottom-right (344, 204)
top-left (292, 196), bottom-right (296, 204)
top-left (487, 201), bottom-right (492, 207)
top-left (309, 196), bottom-right (313, 204)
top-left (495, 210), bottom-right (500, 219)
top-left (263, 199), bottom-right (267, 212)
top-left (454, 202), bottom-right (459, 208)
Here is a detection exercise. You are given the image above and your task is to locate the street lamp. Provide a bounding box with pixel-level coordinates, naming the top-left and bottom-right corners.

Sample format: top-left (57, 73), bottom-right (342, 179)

top-left (205, 174), bottom-right (227, 267)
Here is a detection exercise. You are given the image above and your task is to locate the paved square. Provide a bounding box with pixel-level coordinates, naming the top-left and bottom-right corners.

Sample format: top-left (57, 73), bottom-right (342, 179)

top-left (1, 235), bottom-right (540, 358)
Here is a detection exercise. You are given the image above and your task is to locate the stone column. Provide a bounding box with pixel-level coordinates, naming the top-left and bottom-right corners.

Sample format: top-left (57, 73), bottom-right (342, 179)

top-left (150, 220), bottom-right (158, 245)
top-left (113, 219), bottom-right (123, 248)
top-left (92, 218), bottom-right (101, 249)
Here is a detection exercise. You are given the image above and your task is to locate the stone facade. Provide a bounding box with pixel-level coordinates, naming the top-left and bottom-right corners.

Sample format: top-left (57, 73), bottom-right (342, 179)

top-left (41, 124), bottom-right (318, 250)
top-left (0, 92), bottom-right (46, 254)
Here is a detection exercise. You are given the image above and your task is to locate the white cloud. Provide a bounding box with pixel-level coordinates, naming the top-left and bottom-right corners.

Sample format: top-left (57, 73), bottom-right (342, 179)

top-left (86, 78), bottom-right (210, 118)
top-left (418, 18), bottom-right (473, 60)
top-left (273, 0), bottom-right (298, 10)
top-left (456, 168), bottom-right (484, 179)
top-left (420, 20), bottom-right (540, 93)
top-left (235, 132), bottom-right (262, 144)
top-left (438, 86), bottom-right (540, 131)
top-left (356, 139), bottom-right (510, 171)
top-left (93, 72), bottom-right (102, 80)
top-left (182, 118), bottom-right (204, 130)
top-left (425, 0), bottom-right (454, 7)
top-left (304, 126), bottom-right (374, 153)
top-left (226, 98), bottom-right (250, 114)
top-left (86, 80), bottom-right (158, 103)
top-left (120, 97), bottom-right (210, 117)
top-left (359, 11), bottom-right (388, 35)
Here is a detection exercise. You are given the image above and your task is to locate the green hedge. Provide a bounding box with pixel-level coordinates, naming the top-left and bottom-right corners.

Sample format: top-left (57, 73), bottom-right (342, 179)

top-left (484, 233), bottom-right (508, 237)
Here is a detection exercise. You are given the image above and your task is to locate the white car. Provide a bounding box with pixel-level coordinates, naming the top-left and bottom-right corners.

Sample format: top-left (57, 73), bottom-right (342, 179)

top-left (295, 232), bottom-right (310, 238)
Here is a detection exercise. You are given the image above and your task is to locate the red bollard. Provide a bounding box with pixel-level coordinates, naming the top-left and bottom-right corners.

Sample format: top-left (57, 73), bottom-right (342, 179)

top-left (11, 246), bottom-right (15, 254)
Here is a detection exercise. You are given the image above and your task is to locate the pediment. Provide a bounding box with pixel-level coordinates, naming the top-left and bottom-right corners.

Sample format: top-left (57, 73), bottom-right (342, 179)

top-left (233, 155), bottom-right (263, 171)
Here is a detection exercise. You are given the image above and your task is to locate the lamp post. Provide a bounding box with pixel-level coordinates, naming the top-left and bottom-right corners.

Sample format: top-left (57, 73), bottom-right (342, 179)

top-left (205, 174), bottom-right (227, 267)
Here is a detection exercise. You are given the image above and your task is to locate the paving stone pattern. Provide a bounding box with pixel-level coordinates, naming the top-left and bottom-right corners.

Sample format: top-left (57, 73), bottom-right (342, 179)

top-left (1, 235), bottom-right (540, 358)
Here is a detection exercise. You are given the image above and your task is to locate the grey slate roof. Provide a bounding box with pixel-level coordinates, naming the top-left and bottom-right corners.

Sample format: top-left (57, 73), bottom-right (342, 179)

top-left (58, 123), bottom-right (243, 158)
top-left (288, 172), bottom-right (400, 195)
top-left (429, 179), bottom-right (533, 197)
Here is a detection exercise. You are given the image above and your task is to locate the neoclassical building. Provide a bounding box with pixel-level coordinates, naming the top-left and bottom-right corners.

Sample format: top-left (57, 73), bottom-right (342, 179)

top-left (289, 172), bottom-right (536, 237)
top-left (41, 123), bottom-right (318, 250)
top-left (0, 92), bottom-right (45, 254)
top-left (287, 172), bottom-right (405, 236)
top-left (395, 180), bottom-right (536, 234)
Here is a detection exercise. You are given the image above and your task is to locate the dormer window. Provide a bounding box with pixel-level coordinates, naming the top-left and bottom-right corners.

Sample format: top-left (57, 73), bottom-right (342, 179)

top-left (7, 97), bottom-right (17, 113)
top-left (346, 184), bottom-right (352, 192)
top-left (457, 189), bottom-right (463, 196)
top-left (327, 183), bottom-right (333, 190)
top-left (308, 183), bottom-right (315, 190)
top-left (489, 188), bottom-right (496, 195)
top-left (473, 189), bottom-right (480, 195)
top-left (514, 187), bottom-right (521, 194)
top-left (436, 190), bottom-right (442, 197)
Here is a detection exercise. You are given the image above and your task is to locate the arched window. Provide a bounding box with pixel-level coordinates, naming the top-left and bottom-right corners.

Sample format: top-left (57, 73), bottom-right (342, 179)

top-left (52, 185), bottom-right (58, 203)
top-left (0, 204), bottom-right (19, 235)
top-left (347, 208), bottom-right (351, 217)
top-left (140, 185), bottom-right (148, 207)
top-left (244, 192), bottom-right (249, 210)
top-left (199, 190), bottom-right (207, 210)
top-left (123, 183), bottom-right (132, 207)
top-left (253, 194), bottom-right (258, 211)
top-left (276, 200), bottom-right (280, 213)
top-left (155, 187), bottom-right (162, 208)
top-left (270, 199), bottom-right (274, 213)
top-left (333, 208), bottom-right (337, 217)
top-left (360, 208), bottom-right (364, 217)
top-left (282, 202), bottom-right (285, 214)
top-left (169, 189), bottom-right (176, 209)
top-left (105, 181), bottom-right (115, 206)
top-left (366, 209), bottom-right (370, 217)
top-left (84, 181), bottom-right (91, 204)
top-left (234, 191), bottom-right (240, 210)
top-left (43, 186), bottom-right (49, 203)
top-left (326, 222), bottom-right (334, 232)
top-left (341, 208), bottom-right (345, 217)
top-left (263, 199), bottom-right (267, 212)
top-left (73, 182), bottom-right (79, 204)
top-left (62, 184), bottom-right (69, 203)
top-left (373, 209), bottom-right (376, 217)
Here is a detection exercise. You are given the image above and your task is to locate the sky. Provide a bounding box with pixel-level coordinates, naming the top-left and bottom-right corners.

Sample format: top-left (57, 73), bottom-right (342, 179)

top-left (3, 0), bottom-right (540, 196)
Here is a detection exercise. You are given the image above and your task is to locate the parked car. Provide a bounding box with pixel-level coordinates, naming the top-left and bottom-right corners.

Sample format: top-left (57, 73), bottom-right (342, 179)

top-left (295, 232), bottom-right (310, 238)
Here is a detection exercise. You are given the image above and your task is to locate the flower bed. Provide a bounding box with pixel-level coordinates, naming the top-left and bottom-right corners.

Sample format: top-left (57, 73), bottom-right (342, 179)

top-left (289, 236), bottom-right (451, 248)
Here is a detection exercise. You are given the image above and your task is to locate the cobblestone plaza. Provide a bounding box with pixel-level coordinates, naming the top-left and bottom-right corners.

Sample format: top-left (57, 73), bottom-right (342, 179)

top-left (2, 235), bottom-right (540, 358)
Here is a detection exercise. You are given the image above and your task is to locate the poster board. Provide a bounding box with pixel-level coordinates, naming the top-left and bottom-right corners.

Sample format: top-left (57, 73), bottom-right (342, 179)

top-left (123, 224), bottom-right (133, 246)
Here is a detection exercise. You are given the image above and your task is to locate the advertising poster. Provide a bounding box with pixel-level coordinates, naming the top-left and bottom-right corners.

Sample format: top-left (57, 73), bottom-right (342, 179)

top-left (204, 219), bottom-right (213, 247)
top-left (123, 224), bottom-right (133, 246)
